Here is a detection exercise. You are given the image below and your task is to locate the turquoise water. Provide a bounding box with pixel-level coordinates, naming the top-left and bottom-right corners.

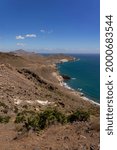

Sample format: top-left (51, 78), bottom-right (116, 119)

top-left (58, 54), bottom-right (100, 103)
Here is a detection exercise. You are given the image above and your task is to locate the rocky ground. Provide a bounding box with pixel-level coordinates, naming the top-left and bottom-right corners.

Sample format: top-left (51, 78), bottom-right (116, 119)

top-left (0, 50), bottom-right (100, 150)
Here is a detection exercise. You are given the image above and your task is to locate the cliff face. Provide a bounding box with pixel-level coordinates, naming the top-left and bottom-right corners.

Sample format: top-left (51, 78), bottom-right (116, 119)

top-left (0, 51), bottom-right (100, 150)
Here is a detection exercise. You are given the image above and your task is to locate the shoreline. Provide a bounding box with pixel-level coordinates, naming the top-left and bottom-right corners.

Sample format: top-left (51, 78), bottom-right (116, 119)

top-left (54, 59), bottom-right (100, 107)
top-left (61, 79), bottom-right (100, 106)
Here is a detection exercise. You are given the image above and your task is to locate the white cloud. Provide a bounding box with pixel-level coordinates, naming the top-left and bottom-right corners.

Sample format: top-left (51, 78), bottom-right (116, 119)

top-left (25, 34), bottom-right (37, 38)
top-left (40, 29), bottom-right (53, 34)
top-left (16, 34), bottom-right (37, 40)
top-left (17, 43), bottom-right (25, 47)
top-left (16, 35), bottom-right (25, 40)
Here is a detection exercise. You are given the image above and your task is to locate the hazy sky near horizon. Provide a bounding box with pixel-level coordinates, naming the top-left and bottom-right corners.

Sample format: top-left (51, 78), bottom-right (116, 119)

top-left (0, 0), bottom-right (100, 53)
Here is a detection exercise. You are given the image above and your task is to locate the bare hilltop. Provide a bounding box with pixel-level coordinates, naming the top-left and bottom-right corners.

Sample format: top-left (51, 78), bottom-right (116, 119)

top-left (0, 50), bottom-right (100, 150)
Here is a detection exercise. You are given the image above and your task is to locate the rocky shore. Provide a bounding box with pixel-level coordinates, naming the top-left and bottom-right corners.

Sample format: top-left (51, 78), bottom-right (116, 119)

top-left (0, 50), bottom-right (100, 150)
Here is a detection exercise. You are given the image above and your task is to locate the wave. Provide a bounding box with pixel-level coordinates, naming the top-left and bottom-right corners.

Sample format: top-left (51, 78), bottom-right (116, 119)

top-left (82, 96), bottom-right (100, 106)
top-left (71, 78), bottom-right (76, 80)
top-left (77, 88), bottom-right (82, 91)
top-left (62, 82), bottom-right (74, 90)
top-left (61, 82), bottom-right (100, 106)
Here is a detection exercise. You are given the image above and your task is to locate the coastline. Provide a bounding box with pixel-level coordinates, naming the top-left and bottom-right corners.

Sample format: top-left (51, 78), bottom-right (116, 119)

top-left (60, 77), bottom-right (100, 106)
top-left (53, 59), bottom-right (100, 107)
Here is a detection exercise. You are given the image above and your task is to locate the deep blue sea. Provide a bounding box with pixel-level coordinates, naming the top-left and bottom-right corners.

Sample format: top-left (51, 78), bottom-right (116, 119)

top-left (57, 54), bottom-right (100, 103)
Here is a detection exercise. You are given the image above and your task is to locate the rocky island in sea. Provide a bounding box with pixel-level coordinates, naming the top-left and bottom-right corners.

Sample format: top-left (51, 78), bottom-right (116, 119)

top-left (0, 50), bottom-right (100, 150)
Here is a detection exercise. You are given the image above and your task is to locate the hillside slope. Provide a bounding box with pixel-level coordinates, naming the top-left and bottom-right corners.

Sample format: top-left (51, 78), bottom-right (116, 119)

top-left (0, 51), bottom-right (100, 150)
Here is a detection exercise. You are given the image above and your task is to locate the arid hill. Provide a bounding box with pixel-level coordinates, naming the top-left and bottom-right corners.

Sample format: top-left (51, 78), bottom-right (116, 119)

top-left (0, 51), bottom-right (100, 150)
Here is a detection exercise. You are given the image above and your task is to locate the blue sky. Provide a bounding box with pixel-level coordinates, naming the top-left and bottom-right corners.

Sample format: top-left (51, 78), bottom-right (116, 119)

top-left (0, 0), bottom-right (100, 53)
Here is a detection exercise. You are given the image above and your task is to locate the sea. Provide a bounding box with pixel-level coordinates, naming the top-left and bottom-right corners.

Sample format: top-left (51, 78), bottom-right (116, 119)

top-left (57, 54), bottom-right (100, 104)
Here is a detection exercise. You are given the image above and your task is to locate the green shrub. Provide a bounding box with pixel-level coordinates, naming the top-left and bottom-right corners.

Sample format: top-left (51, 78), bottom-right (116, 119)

top-left (38, 108), bottom-right (66, 130)
top-left (15, 112), bottom-right (26, 123)
top-left (15, 108), bottom-right (90, 131)
top-left (0, 116), bottom-right (10, 123)
top-left (15, 108), bottom-right (66, 130)
top-left (67, 110), bottom-right (90, 123)
top-left (25, 114), bottom-right (40, 131)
